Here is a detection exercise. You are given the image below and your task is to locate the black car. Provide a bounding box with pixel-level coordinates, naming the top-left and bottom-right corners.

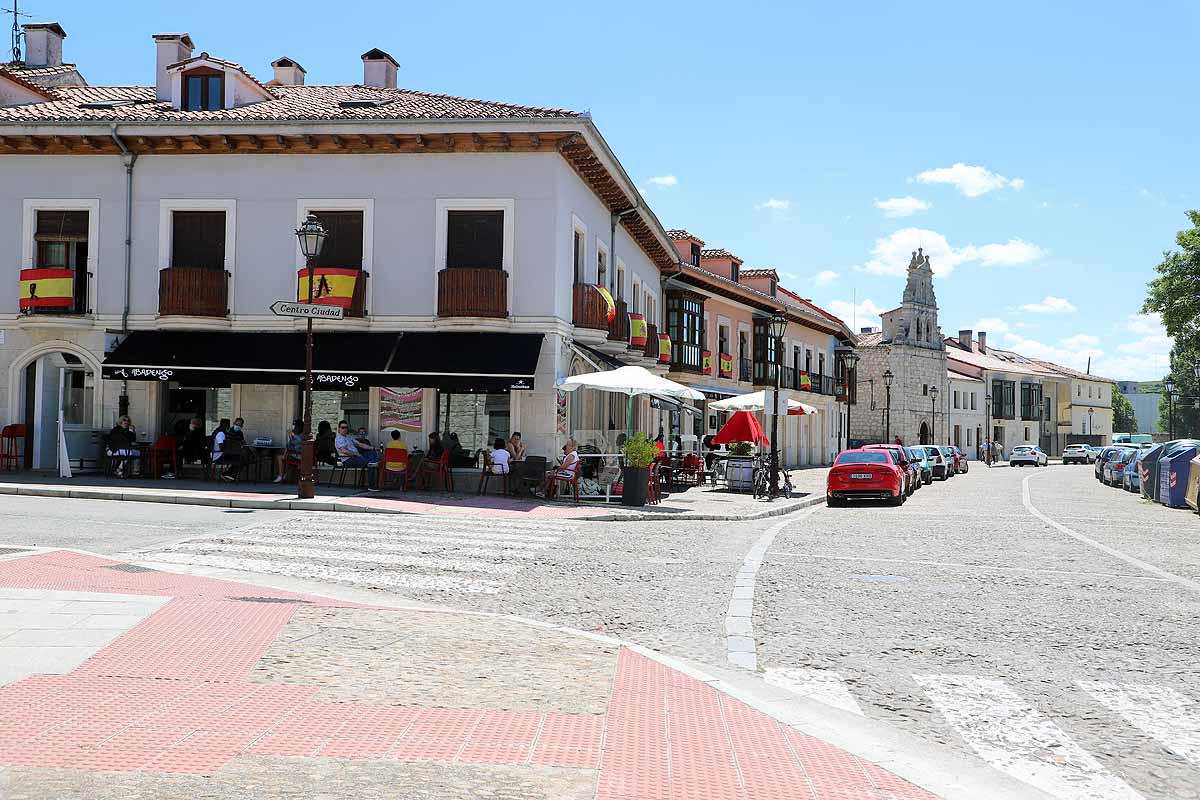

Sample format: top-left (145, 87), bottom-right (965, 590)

top-left (1094, 446), bottom-right (1122, 480)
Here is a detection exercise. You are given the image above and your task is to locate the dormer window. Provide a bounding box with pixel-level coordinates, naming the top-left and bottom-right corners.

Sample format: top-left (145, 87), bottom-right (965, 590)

top-left (182, 68), bottom-right (223, 111)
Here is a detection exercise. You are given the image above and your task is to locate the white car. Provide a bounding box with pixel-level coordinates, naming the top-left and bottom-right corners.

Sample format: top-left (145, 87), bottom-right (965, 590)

top-left (1009, 445), bottom-right (1048, 467)
top-left (1062, 444), bottom-right (1091, 465)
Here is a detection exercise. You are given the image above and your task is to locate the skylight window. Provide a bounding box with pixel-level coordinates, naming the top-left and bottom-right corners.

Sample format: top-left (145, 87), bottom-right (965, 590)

top-left (79, 99), bottom-right (138, 109)
top-left (338, 98), bottom-right (392, 108)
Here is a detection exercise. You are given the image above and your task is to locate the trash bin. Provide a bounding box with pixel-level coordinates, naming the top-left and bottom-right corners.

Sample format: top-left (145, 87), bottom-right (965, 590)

top-left (1186, 456), bottom-right (1200, 512)
top-left (1140, 444), bottom-right (1166, 501)
top-left (1159, 445), bottom-right (1198, 508)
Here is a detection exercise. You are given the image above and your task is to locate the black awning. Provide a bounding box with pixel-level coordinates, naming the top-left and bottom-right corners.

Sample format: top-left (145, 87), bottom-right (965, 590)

top-left (102, 331), bottom-right (543, 392)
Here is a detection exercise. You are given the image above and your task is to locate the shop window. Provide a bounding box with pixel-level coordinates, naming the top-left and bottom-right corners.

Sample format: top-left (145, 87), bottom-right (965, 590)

top-left (446, 210), bottom-right (503, 269)
top-left (172, 211), bottom-right (226, 270)
top-left (182, 68), bottom-right (224, 111)
top-left (310, 210), bottom-right (364, 269)
top-left (311, 389), bottom-right (369, 435)
top-left (33, 209), bottom-right (89, 313)
top-left (438, 392), bottom-right (511, 457)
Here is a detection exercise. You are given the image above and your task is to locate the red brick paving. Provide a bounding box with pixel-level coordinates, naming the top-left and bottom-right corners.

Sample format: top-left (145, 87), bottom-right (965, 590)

top-left (0, 550), bottom-right (941, 799)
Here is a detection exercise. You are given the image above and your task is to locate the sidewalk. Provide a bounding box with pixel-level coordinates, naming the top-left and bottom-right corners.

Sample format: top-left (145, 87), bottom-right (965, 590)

top-left (0, 547), bottom-right (940, 800)
top-left (0, 467), bottom-right (830, 522)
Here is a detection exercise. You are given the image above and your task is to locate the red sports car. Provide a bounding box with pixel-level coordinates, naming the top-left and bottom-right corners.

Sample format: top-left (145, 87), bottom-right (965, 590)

top-left (827, 448), bottom-right (906, 507)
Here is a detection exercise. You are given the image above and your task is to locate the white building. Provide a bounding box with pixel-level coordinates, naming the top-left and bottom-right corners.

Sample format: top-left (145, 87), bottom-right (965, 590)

top-left (946, 366), bottom-right (985, 457)
top-left (0, 23), bottom-right (679, 468)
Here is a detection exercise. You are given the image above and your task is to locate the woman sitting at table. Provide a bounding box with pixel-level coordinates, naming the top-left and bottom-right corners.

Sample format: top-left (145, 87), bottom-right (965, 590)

top-left (273, 420), bottom-right (304, 483)
top-left (106, 415), bottom-right (138, 476)
top-left (314, 421), bottom-right (337, 466)
top-left (506, 432), bottom-right (527, 463)
top-left (544, 438), bottom-right (580, 498)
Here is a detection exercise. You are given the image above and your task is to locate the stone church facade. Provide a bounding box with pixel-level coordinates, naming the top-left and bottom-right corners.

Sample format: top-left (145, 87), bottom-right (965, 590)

top-left (852, 249), bottom-right (949, 446)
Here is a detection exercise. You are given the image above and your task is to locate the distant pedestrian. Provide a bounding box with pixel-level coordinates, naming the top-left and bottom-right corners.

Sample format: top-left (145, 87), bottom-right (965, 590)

top-left (984, 438), bottom-right (993, 467)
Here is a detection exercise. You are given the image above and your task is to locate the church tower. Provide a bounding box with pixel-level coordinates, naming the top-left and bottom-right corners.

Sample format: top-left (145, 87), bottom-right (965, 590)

top-left (881, 248), bottom-right (942, 350)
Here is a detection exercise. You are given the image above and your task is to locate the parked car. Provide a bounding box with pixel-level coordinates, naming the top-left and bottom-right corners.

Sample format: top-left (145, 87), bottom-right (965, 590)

top-left (950, 446), bottom-right (969, 473)
top-left (906, 447), bottom-right (933, 485)
top-left (827, 449), bottom-right (906, 507)
top-left (923, 445), bottom-right (951, 480)
top-left (1122, 449), bottom-right (1145, 493)
top-left (1063, 444), bottom-right (1091, 465)
top-left (1009, 445), bottom-right (1049, 467)
top-left (1103, 447), bottom-right (1134, 486)
top-left (939, 446), bottom-right (960, 476)
top-left (863, 444), bottom-right (918, 495)
top-left (1094, 446), bottom-right (1122, 480)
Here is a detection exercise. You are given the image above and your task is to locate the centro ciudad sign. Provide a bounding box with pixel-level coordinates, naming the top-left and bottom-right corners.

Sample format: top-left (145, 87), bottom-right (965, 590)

top-left (270, 301), bottom-right (344, 320)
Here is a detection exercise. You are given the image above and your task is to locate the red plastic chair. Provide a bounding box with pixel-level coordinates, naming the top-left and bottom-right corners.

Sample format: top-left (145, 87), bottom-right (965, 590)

top-left (647, 462), bottom-right (661, 505)
top-left (378, 446), bottom-right (411, 491)
top-left (547, 461), bottom-right (580, 504)
top-left (418, 450), bottom-right (454, 492)
top-left (0, 424), bottom-right (25, 471)
top-left (150, 435), bottom-right (178, 478)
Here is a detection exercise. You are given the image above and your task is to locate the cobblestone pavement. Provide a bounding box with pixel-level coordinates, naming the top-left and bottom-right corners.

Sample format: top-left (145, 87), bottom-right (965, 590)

top-left (0, 549), bottom-right (941, 800)
top-left (754, 465), bottom-right (1200, 800)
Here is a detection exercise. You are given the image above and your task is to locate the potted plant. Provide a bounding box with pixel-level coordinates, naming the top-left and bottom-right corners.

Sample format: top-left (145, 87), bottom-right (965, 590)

top-left (725, 440), bottom-right (756, 492)
top-left (620, 433), bottom-right (657, 506)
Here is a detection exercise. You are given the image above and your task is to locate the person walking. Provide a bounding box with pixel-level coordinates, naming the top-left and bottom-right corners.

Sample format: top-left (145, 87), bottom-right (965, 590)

top-left (984, 437), bottom-right (992, 467)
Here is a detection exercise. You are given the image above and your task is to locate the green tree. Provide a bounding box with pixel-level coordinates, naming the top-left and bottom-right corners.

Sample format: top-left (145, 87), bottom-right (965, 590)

top-left (1144, 210), bottom-right (1200, 346)
top-left (1112, 388), bottom-right (1137, 433)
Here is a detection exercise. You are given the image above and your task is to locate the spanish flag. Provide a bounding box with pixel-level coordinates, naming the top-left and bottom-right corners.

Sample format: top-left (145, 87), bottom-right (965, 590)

top-left (629, 313), bottom-right (647, 347)
top-left (595, 286), bottom-right (616, 323)
top-left (297, 267), bottom-right (358, 309)
top-left (799, 371), bottom-right (812, 390)
top-left (703, 350), bottom-right (713, 373)
top-left (719, 353), bottom-right (734, 377)
top-left (19, 268), bottom-right (74, 309)
top-left (658, 333), bottom-right (671, 364)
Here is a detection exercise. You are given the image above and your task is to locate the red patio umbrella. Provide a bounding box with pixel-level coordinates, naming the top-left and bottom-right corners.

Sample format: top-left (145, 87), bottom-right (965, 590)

top-left (711, 410), bottom-right (769, 446)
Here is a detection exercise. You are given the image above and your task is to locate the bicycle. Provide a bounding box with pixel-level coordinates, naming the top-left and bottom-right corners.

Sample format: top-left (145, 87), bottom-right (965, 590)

top-left (752, 458), bottom-right (793, 500)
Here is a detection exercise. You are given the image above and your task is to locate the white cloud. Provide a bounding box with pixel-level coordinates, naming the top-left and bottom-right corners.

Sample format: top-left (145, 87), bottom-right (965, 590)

top-left (1020, 295), bottom-right (1077, 314)
top-left (974, 317), bottom-right (1011, 336)
top-left (1060, 333), bottom-right (1100, 349)
top-left (812, 270), bottom-right (839, 287)
top-left (856, 228), bottom-right (1044, 278)
top-left (1092, 353), bottom-right (1171, 382)
top-left (755, 198), bottom-right (791, 211)
top-left (915, 163), bottom-right (1025, 197)
top-left (1000, 332), bottom-right (1103, 372)
top-left (648, 175), bottom-right (678, 187)
top-left (874, 196), bottom-right (931, 218)
top-left (827, 298), bottom-right (888, 329)
top-left (1117, 335), bottom-right (1173, 356)
top-left (1124, 312), bottom-right (1164, 337)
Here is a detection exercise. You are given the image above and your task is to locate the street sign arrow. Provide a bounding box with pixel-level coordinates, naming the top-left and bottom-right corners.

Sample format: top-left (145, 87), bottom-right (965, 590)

top-left (270, 301), bottom-right (344, 320)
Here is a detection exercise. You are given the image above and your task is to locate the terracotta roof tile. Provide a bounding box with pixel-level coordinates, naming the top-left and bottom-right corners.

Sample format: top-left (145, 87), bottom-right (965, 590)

top-left (0, 65), bottom-right (57, 100)
top-left (739, 268), bottom-right (778, 279)
top-left (666, 228), bottom-right (703, 244)
top-left (700, 247), bottom-right (742, 263)
top-left (0, 83), bottom-right (582, 123)
top-left (3, 62), bottom-right (78, 80)
top-left (1030, 359), bottom-right (1117, 384)
top-left (857, 331), bottom-right (884, 346)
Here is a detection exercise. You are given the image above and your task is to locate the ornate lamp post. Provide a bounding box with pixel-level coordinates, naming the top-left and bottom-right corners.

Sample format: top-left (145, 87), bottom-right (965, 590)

top-left (929, 385), bottom-right (939, 444)
top-left (295, 215), bottom-right (327, 500)
top-left (767, 311), bottom-right (788, 498)
top-left (1088, 407), bottom-right (1094, 438)
top-left (1165, 377), bottom-right (1177, 440)
top-left (882, 369), bottom-right (894, 442)
top-left (842, 350), bottom-right (859, 451)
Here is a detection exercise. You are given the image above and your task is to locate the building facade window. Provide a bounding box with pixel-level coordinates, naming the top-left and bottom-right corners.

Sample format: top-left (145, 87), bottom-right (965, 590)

top-left (971, 392), bottom-right (977, 410)
top-left (993, 379), bottom-right (1016, 420)
top-left (32, 209), bottom-right (89, 313)
top-left (818, 353), bottom-right (825, 377)
top-left (752, 318), bottom-right (779, 383)
top-left (953, 390), bottom-right (960, 409)
top-left (573, 229), bottom-right (585, 283)
top-left (445, 210), bottom-right (502, 269)
top-left (667, 291), bottom-right (705, 372)
top-left (182, 68), bottom-right (224, 111)
top-left (596, 243), bottom-right (608, 291)
top-left (689, 243), bottom-right (701, 267)
top-left (615, 265), bottom-right (625, 300)
top-left (718, 325), bottom-right (730, 359)
top-left (1020, 382), bottom-right (1043, 421)
top-left (311, 210), bottom-right (365, 269)
top-left (171, 211), bottom-right (226, 270)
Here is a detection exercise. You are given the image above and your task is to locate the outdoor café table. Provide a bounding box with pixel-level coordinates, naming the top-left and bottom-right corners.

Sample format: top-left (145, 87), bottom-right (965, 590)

top-left (248, 446), bottom-right (282, 483)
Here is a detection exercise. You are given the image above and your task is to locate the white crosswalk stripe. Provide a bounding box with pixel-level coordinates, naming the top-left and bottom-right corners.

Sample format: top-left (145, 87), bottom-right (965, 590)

top-left (1079, 681), bottom-right (1200, 766)
top-left (763, 667), bottom-right (864, 715)
top-left (142, 515), bottom-right (572, 595)
top-left (914, 674), bottom-right (1144, 800)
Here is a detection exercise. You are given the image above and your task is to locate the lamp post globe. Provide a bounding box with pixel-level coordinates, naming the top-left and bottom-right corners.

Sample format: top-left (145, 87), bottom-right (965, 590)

top-left (294, 215), bottom-right (328, 500)
top-left (1193, 363), bottom-right (1200, 380)
top-left (767, 312), bottom-right (787, 499)
top-left (1088, 407), bottom-right (1094, 436)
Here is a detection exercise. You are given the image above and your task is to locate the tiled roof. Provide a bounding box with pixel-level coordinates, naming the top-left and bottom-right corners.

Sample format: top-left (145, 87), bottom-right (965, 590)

top-left (0, 83), bottom-right (582, 123)
top-left (776, 285), bottom-right (848, 328)
top-left (740, 268), bottom-right (778, 279)
top-left (3, 62), bottom-right (78, 80)
top-left (0, 66), bottom-right (56, 100)
top-left (948, 367), bottom-right (983, 382)
top-left (857, 331), bottom-right (884, 346)
top-left (944, 338), bottom-right (1056, 377)
top-left (666, 229), bottom-right (703, 244)
top-left (700, 248), bottom-right (742, 263)
top-left (1030, 359), bottom-right (1117, 384)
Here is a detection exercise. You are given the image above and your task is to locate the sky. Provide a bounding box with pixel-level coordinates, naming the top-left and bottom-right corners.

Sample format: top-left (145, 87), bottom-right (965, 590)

top-left (33, 0), bottom-right (1195, 381)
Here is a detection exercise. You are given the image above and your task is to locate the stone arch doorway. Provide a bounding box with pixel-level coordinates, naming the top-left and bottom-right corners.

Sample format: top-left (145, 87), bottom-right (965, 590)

top-left (8, 342), bottom-right (104, 470)
top-left (919, 421), bottom-right (931, 445)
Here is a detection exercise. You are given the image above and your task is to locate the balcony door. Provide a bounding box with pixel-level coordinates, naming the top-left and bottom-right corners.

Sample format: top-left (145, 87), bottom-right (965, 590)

top-left (33, 210), bottom-right (89, 314)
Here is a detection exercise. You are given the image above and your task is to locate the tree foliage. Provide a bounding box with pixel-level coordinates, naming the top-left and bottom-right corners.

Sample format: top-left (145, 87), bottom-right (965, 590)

top-left (1144, 210), bottom-right (1200, 345)
top-left (1112, 389), bottom-right (1137, 433)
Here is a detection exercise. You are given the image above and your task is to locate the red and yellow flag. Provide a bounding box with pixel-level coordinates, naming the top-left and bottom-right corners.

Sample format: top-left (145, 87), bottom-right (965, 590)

top-left (657, 333), bottom-right (671, 364)
top-left (595, 286), bottom-right (616, 323)
top-left (629, 313), bottom-right (647, 347)
top-left (719, 353), bottom-right (734, 377)
top-left (702, 350), bottom-right (713, 373)
top-left (297, 267), bottom-right (358, 309)
top-left (799, 371), bottom-right (812, 390)
top-left (19, 268), bottom-right (74, 309)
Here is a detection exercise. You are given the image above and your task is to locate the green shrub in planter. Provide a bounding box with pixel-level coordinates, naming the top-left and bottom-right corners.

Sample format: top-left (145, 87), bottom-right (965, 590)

top-left (620, 433), bottom-right (657, 506)
top-left (622, 433), bottom-right (658, 468)
top-left (728, 441), bottom-right (754, 457)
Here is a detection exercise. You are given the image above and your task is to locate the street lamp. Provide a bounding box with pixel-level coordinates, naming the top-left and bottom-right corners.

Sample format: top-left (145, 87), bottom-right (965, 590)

top-left (767, 312), bottom-right (788, 499)
top-left (1088, 407), bottom-right (1094, 438)
top-left (1165, 377), bottom-right (1177, 440)
top-left (929, 385), bottom-right (939, 444)
top-left (842, 350), bottom-right (859, 451)
top-left (1194, 362), bottom-right (1200, 380)
top-left (295, 215), bottom-right (327, 500)
top-left (882, 369), bottom-right (894, 442)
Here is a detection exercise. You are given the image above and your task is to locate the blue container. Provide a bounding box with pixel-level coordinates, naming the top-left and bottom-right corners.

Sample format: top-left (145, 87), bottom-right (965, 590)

top-left (1159, 445), bottom-right (1198, 508)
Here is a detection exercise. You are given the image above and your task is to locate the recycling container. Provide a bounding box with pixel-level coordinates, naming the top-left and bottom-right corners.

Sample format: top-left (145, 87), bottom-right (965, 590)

top-left (1159, 445), bottom-right (1198, 508)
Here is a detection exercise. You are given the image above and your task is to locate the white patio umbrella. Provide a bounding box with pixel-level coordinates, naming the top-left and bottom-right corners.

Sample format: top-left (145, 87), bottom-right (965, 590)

top-left (708, 390), bottom-right (819, 416)
top-left (557, 365), bottom-right (704, 439)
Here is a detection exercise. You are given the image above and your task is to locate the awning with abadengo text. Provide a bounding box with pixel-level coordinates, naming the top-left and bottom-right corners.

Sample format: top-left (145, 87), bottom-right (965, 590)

top-left (101, 331), bottom-right (544, 392)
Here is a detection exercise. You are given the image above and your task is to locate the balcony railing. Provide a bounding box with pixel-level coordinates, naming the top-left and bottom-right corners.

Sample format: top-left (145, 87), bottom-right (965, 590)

top-left (159, 267), bottom-right (228, 317)
top-left (573, 283), bottom-right (609, 331)
top-left (437, 268), bottom-right (508, 318)
top-left (671, 342), bottom-right (704, 373)
top-left (642, 323), bottom-right (659, 359)
top-left (19, 267), bottom-right (89, 315)
top-left (607, 299), bottom-right (630, 344)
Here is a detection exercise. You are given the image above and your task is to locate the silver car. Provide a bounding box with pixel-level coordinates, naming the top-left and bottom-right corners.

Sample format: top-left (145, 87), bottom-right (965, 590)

top-left (1009, 445), bottom-right (1048, 467)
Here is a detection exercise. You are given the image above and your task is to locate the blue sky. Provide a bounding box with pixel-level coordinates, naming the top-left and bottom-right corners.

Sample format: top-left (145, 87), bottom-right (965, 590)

top-left (45, 0), bottom-right (1193, 380)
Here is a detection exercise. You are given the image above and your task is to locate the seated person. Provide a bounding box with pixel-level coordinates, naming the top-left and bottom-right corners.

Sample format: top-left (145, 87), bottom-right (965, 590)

top-left (654, 434), bottom-right (666, 453)
top-left (181, 417), bottom-right (208, 465)
top-left (426, 431), bottom-right (445, 461)
top-left (377, 430), bottom-right (409, 488)
top-left (273, 420), bottom-right (304, 483)
top-left (506, 432), bottom-right (527, 463)
top-left (314, 420), bottom-right (338, 465)
top-left (544, 438), bottom-right (580, 497)
top-left (447, 432), bottom-right (476, 468)
top-left (335, 420), bottom-right (379, 489)
top-left (211, 419), bottom-right (241, 481)
top-left (489, 437), bottom-right (511, 474)
top-left (106, 415), bottom-right (138, 476)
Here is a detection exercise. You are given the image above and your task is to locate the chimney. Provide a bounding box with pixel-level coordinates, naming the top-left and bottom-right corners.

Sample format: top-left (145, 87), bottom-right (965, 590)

top-left (978, 332), bottom-right (987, 353)
top-left (271, 57), bottom-right (306, 86)
top-left (360, 48), bottom-right (398, 89)
top-left (153, 33), bottom-right (195, 102)
top-left (958, 329), bottom-right (973, 350)
top-left (22, 23), bottom-right (66, 67)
